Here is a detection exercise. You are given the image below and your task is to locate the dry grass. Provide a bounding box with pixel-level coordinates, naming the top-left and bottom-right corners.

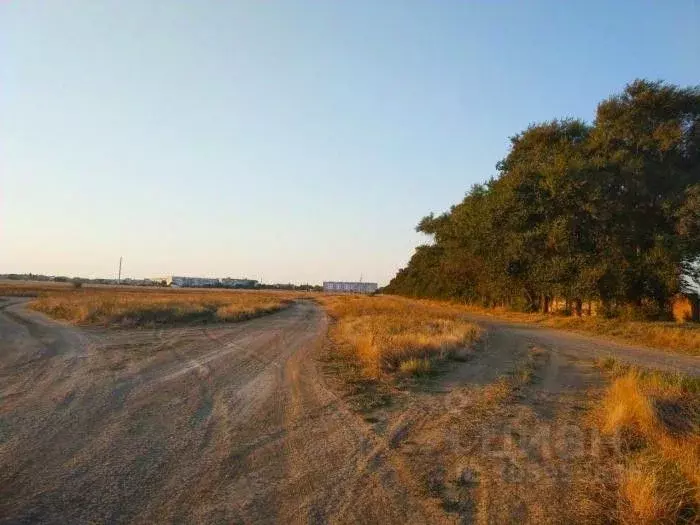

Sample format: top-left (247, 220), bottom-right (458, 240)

top-left (398, 357), bottom-right (433, 376)
top-left (0, 280), bottom-right (73, 296)
top-left (594, 366), bottom-right (700, 523)
top-left (25, 288), bottom-right (300, 327)
top-left (319, 295), bottom-right (479, 379)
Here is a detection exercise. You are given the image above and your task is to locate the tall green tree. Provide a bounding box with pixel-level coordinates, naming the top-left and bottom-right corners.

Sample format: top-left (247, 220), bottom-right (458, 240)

top-left (386, 80), bottom-right (700, 318)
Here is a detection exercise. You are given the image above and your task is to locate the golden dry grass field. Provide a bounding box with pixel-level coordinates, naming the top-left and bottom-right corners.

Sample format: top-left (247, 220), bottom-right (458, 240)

top-left (0, 281), bottom-right (305, 327)
top-left (0, 280), bottom-right (73, 296)
top-left (319, 294), bottom-right (480, 379)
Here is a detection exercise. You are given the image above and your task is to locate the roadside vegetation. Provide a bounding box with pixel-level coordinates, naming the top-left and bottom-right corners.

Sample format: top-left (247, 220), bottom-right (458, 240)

top-left (537, 315), bottom-right (700, 357)
top-left (595, 359), bottom-right (700, 524)
top-left (320, 295), bottom-right (479, 380)
top-left (385, 80), bottom-right (700, 323)
top-left (457, 304), bottom-right (700, 356)
top-left (25, 288), bottom-right (298, 327)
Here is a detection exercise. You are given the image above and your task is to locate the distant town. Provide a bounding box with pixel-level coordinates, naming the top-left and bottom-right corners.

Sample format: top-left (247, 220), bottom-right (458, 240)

top-left (0, 274), bottom-right (381, 294)
top-left (0, 273), bottom-right (324, 292)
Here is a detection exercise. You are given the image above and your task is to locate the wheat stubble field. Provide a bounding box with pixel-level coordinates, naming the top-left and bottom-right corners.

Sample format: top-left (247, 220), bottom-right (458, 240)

top-left (0, 284), bottom-right (698, 524)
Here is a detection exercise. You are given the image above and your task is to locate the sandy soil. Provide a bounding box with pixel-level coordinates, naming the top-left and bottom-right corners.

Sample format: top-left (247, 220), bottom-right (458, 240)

top-left (0, 298), bottom-right (697, 524)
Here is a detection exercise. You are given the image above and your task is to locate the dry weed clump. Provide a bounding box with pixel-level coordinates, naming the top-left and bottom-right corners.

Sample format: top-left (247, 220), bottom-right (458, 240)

top-left (595, 367), bottom-right (700, 523)
top-left (28, 288), bottom-right (296, 327)
top-left (320, 295), bottom-right (479, 378)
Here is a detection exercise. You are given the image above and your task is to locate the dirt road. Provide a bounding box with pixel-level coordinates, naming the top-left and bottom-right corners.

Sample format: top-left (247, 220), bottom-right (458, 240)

top-left (0, 298), bottom-right (697, 524)
top-left (460, 312), bottom-right (700, 376)
top-left (0, 298), bottom-right (364, 523)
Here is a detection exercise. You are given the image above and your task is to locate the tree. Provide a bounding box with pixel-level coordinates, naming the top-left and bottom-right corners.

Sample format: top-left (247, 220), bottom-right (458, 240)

top-left (385, 80), bottom-right (700, 319)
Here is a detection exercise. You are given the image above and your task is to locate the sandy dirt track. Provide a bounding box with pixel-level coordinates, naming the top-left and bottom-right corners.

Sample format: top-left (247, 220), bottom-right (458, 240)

top-left (0, 299), bottom-right (370, 524)
top-left (0, 298), bottom-right (698, 524)
top-left (460, 312), bottom-right (700, 377)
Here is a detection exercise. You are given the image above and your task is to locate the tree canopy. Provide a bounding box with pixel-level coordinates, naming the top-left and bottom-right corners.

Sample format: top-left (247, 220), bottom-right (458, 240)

top-left (385, 80), bottom-right (700, 318)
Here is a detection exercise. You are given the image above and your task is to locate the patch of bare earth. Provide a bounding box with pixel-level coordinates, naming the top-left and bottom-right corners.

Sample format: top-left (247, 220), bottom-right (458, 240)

top-left (322, 319), bottom-right (624, 524)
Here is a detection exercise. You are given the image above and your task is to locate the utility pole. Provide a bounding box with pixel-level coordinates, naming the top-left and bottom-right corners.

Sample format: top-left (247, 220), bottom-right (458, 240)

top-left (118, 256), bottom-right (122, 285)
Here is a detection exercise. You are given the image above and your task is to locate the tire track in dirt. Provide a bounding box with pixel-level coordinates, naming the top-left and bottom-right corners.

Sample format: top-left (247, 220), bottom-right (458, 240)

top-left (0, 301), bottom-right (323, 522)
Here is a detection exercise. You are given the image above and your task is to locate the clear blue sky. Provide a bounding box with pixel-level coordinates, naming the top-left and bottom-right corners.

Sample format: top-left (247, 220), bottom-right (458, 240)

top-left (1, 1), bottom-right (698, 285)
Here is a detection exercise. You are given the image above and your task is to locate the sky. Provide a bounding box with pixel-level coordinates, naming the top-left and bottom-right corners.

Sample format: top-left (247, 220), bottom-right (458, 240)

top-left (1, 1), bottom-right (698, 285)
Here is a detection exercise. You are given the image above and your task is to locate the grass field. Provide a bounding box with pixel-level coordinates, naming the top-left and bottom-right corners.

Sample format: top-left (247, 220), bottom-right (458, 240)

top-left (320, 295), bottom-right (479, 379)
top-left (0, 280), bottom-right (73, 296)
top-left (595, 360), bottom-right (700, 523)
top-left (0, 282), bottom-right (301, 327)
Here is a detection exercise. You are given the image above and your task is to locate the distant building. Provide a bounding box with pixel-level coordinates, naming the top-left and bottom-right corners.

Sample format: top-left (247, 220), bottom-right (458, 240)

top-left (153, 276), bottom-right (258, 289)
top-left (323, 281), bottom-right (378, 294)
top-left (220, 278), bottom-right (258, 289)
top-left (155, 276), bottom-right (220, 288)
top-left (121, 278), bottom-right (161, 287)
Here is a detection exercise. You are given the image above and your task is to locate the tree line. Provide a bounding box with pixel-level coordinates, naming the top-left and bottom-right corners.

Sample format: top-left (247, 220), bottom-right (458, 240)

top-left (385, 80), bottom-right (700, 318)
